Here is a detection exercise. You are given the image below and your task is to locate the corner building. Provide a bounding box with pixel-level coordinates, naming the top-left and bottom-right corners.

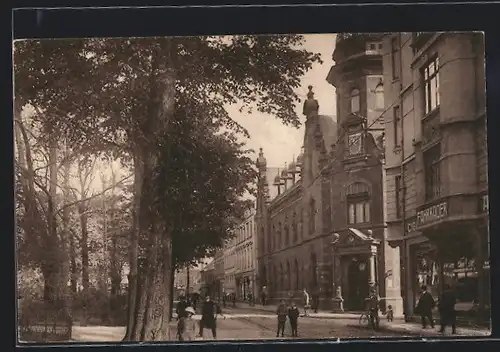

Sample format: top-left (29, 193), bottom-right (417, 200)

top-left (255, 33), bottom-right (403, 314)
top-left (382, 32), bottom-right (489, 318)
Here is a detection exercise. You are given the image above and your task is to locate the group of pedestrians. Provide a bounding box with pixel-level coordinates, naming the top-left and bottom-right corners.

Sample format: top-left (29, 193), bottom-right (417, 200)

top-left (415, 284), bottom-right (458, 334)
top-left (275, 300), bottom-right (301, 337)
top-left (176, 295), bottom-right (225, 341)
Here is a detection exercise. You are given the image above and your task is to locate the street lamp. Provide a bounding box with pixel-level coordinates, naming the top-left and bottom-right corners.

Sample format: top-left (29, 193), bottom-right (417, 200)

top-left (330, 233), bottom-right (344, 312)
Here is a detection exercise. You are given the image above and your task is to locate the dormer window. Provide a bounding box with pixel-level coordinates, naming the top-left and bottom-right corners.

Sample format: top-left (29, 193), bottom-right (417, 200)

top-left (375, 83), bottom-right (384, 110)
top-left (350, 88), bottom-right (360, 113)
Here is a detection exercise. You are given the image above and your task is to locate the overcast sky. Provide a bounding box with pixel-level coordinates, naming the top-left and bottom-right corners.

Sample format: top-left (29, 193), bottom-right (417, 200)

top-left (229, 33), bottom-right (337, 169)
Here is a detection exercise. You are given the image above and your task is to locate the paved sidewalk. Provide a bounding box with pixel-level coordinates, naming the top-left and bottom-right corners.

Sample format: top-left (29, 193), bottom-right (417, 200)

top-left (347, 321), bottom-right (491, 337)
top-left (228, 303), bottom-right (377, 320)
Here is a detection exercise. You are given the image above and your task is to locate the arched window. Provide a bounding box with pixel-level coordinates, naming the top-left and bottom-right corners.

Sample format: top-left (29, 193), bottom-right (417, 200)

top-left (350, 88), bottom-right (360, 113)
top-left (375, 83), bottom-right (384, 109)
top-left (280, 263), bottom-right (284, 290)
top-left (311, 253), bottom-right (318, 287)
top-left (346, 181), bottom-right (371, 224)
top-left (294, 259), bottom-right (299, 290)
top-left (292, 212), bottom-right (298, 243)
top-left (277, 222), bottom-right (282, 249)
top-left (284, 224), bottom-right (290, 246)
top-left (271, 225), bottom-right (276, 251)
top-left (260, 226), bottom-right (265, 253)
top-left (286, 261), bottom-right (291, 290)
top-left (309, 198), bottom-right (316, 234)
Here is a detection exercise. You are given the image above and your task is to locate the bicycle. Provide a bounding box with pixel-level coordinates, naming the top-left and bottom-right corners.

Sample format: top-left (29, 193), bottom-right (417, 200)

top-left (359, 310), bottom-right (380, 330)
top-left (359, 311), bottom-right (372, 328)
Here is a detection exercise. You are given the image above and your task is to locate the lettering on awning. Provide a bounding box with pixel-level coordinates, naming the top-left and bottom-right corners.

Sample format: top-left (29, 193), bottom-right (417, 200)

top-left (406, 220), bottom-right (417, 234)
top-left (416, 202), bottom-right (448, 228)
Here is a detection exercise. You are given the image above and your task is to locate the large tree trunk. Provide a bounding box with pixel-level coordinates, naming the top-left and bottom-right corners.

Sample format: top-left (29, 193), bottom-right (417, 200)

top-left (168, 264), bottom-right (175, 322)
top-left (123, 155), bottom-right (142, 341)
top-left (124, 39), bottom-right (177, 341)
top-left (77, 202), bottom-right (90, 325)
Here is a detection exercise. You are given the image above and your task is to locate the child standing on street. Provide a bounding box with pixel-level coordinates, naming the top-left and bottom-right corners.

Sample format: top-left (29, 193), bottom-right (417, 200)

top-left (276, 299), bottom-right (288, 338)
top-left (288, 301), bottom-right (300, 337)
top-left (177, 307), bottom-right (196, 341)
top-left (386, 305), bottom-right (394, 322)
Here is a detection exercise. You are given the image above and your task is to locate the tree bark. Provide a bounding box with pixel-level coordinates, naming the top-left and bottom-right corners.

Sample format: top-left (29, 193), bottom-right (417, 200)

top-left (124, 38), bottom-right (177, 341)
top-left (77, 202), bottom-right (90, 325)
top-left (123, 155), bottom-right (142, 341)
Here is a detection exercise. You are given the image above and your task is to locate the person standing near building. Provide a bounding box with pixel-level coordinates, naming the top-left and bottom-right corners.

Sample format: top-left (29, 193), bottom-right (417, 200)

top-left (276, 299), bottom-right (288, 338)
top-left (176, 296), bottom-right (188, 320)
top-left (198, 295), bottom-right (225, 339)
top-left (416, 285), bottom-right (435, 329)
top-left (438, 284), bottom-right (457, 334)
top-left (302, 288), bottom-right (310, 316)
top-left (366, 285), bottom-right (380, 330)
top-left (261, 286), bottom-right (268, 306)
top-left (177, 307), bottom-right (196, 341)
top-left (288, 301), bottom-right (300, 337)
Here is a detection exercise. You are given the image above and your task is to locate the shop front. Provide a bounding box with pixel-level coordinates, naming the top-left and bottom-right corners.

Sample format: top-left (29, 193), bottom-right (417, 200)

top-left (412, 196), bottom-right (490, 322)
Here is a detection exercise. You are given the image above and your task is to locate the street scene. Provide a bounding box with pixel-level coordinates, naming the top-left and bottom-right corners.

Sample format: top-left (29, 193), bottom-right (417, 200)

top-left (14, 32), bottom-right (490, 344)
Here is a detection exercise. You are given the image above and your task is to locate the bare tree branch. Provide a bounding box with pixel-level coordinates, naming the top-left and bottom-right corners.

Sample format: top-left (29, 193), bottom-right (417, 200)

top-left (55, 173), bottom-right (133, 216)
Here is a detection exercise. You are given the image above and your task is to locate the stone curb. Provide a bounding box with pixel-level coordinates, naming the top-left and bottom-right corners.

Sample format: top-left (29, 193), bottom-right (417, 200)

top-left (345, 324), bottom-right (434, 337)
top-left (345, 324), bottom-right (490, 337)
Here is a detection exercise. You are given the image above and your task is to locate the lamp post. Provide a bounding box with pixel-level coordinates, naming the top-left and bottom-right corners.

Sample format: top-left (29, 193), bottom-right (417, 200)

top-left (330, 233), bottom-right (344, 312)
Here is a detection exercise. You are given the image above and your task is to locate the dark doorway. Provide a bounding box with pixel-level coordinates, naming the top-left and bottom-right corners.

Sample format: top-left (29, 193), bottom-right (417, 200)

top-left (347, 258), bottom-right (370, 311)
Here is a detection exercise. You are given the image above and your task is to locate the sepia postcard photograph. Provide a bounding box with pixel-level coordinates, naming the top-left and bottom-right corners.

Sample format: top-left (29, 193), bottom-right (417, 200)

top-left (13, 31), bottom-right (491, 344)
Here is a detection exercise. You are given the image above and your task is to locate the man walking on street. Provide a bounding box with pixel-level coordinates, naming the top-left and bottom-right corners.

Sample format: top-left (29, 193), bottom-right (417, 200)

top-left (288, 301), bottom-right (300, 337)
top-left (198, 295), bottom-right (225, 339)
top-left (438, 284), bottom-right (457, 334)
top-left (302, 288), bottom-right (310, 316)
top-left (367, 284), bottom-right (380, 330)
top-left (416, 285), bottom-right (435, 329)
top-left (276, 299), bottom-right (288, 338)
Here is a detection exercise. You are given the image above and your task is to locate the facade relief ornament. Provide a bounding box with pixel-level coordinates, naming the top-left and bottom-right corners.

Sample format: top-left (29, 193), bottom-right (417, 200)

top-left (422, 115), bottom-right (440, 147)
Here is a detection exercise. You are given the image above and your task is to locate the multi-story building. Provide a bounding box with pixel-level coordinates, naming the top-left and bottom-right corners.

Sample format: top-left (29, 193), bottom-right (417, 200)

top-left (255, 33), bottom-right (403, 313)
top-left (214, 249), bottom-right (225, 300)
top-left (200, 260), bottom-right (216, 297)
top-left (232, 209), bottom-right (258, 300)
top-left (382, 32), bottom-right (489, 318)
top-left (174, 266), bottom-right (202, 297)
top-left (223, 235), bottom-right (237, 296)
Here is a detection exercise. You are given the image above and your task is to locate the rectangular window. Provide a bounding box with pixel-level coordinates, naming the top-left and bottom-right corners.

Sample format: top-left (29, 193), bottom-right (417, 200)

top-left (348, 132), bottom-right (363, 155)
top-left (393, 106), bottom-right (401, 147)
top-left (423, 57), bottom-right (440, 114)
top-left (395, 175), bottom-right (403, 218)
top-left (347, 200), bottom-right (371, 224)
top-left (424, 144), bottom-right (441, 201)
top-left (391, 37), bottom-right (400, 80)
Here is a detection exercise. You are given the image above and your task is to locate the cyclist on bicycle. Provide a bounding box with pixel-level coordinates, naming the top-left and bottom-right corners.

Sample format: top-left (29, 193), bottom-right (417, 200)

top-left (366, 283), bottom-right (380, 330)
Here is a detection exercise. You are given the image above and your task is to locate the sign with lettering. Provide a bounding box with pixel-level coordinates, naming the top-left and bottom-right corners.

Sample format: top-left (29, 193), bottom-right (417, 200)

top-left (416, 202), bottom-right (448, 228)
top-left (405, 218), bottom-right (417, 235)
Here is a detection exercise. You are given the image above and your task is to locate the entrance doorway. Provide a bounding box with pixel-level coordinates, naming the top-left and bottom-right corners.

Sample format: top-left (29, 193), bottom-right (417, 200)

top-left (347, 258), bottom-right (369, 311)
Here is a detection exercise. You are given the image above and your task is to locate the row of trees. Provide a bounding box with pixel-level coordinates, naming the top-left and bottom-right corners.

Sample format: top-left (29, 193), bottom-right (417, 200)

top-left (14, 35), bottom-right (322, 340)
